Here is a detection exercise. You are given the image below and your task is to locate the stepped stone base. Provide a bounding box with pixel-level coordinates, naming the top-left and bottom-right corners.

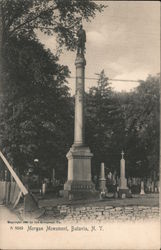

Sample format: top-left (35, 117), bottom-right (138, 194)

top-left (64, 180), bottom-right (95, 191)
top-left (63, 180), bottom-right (99, 200)
top-left (63, 189), bottom-right (99, 200)
top-left (119, 176), bottom-right (132, 198)
top-left (63, 145), bottom-right (98, 200)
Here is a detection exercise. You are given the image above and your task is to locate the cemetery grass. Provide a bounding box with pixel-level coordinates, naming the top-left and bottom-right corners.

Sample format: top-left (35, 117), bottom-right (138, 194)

top-left (38, 193), bottom-right (159, 208)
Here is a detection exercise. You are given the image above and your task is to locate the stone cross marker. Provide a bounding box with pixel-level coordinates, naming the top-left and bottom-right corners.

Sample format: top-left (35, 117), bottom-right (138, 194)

top-left (118, 150), bottom-right (131, 198)
top-left (120, 151), bottom-right (127, 189)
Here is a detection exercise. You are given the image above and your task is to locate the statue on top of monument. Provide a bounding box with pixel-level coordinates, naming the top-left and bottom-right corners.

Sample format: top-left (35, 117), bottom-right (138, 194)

top-left (77, 25), bottom-right (86, 55)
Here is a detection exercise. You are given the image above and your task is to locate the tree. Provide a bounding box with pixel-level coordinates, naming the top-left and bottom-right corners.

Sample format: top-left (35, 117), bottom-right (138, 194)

top-left (123, 74), bottom-right (160, 178)
top-left (0, 1), bottom-right (105, 92)
top-left (85, 70), bottom-right (123, 177)
top-left (0, 37), bottom-right (74, 180)
top-left (85, 72), bottom-right (160, 180)
top-left (0, 0), bottom-right (105, 50)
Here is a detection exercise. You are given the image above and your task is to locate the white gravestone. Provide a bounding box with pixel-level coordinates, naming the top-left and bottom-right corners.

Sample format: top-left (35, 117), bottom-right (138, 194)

top-left (140, 181), bottom-right (145, 195)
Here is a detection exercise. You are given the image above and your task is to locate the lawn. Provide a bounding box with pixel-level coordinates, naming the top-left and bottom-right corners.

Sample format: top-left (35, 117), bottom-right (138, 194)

top-left (39, 193), bottom-right (159, 209)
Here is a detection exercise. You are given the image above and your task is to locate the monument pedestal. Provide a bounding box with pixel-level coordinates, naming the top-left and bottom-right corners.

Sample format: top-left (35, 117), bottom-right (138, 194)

top-left (63, 145), bottom-right (98, 199)
top-left (118, 177), bottom-right (131, 198)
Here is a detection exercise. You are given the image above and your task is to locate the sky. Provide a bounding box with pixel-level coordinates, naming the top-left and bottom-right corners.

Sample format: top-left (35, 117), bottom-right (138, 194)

top-left (38, 1), bottom-right (160, 95)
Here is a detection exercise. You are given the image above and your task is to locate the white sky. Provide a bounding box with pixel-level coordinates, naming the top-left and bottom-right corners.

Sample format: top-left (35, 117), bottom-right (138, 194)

top-left (38, 1), bottom-right (160, 94)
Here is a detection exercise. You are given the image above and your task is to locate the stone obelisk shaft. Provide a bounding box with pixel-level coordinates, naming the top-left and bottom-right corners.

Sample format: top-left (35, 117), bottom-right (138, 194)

top-left (74, 56), bottom-right (86, 146)
top-left (99, 162), bottom-right (107, 192)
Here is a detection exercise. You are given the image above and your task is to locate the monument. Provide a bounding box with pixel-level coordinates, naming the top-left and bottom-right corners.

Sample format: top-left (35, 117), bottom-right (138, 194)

top-left (99, 162), bottom-right (107, 192)
top-left (63, 25), bottom-right (97, 199)
top-left (140, 181), bottom-right (145, 195)
top-left (118, 151), bottom-right (131, 198)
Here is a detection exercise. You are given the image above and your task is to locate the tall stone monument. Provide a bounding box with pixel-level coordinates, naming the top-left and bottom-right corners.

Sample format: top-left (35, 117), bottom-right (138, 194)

top-left (63, 25), bottom-right (96, 199)
top-left (118, 151), bottom-right (131, 198)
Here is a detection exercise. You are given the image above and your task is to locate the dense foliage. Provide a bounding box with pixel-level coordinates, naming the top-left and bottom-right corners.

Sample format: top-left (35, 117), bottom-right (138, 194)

top-left (0, 0), bottom-right (105, 51)
top-left (85, 70), bottom-right (124, 176)
top-left (0, 37), bottom-right (74, 179)
top-left (86, 72), bottom-right (160, 180)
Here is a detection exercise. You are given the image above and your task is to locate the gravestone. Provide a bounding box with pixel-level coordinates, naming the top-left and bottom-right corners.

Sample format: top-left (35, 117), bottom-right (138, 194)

top-left (42, 183), bottom-right (46, 196)
top-left (146, 178), bottom-right (151, 192)
top-left (140, 181), bottom-right (145, 195)
top-left (99, 162), bottom-right (107, 192)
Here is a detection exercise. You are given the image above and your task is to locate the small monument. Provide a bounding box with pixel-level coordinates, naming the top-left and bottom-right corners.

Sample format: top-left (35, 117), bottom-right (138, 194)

top-left (118, 151), bottom-right (131, 198)
top-left (140, 181), bottom-right (145, 195)
top-left (99, 162), bottom-right (107, 192)
top-left (63, 25), bottom-right (97, 199)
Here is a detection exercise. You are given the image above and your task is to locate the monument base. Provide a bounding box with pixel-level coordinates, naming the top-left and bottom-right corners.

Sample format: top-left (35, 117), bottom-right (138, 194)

top-left (63, 180), bottom-right (99, 200)
top-left (63, 190), bottom-right (99, 201)
top-left (63, 145), bottom-right (98, 200)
